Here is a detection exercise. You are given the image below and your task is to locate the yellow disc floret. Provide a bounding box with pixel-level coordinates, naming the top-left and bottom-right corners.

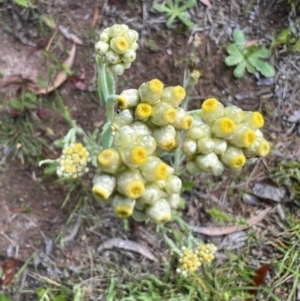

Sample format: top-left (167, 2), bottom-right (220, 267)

top-left (181, 115), bottom-right (193, 129)
top-left (154, 162), bottom-right (167, 180)
top-left (230, 154), bottom-right (246, 169)
top-left (163, 108), bottom-right (177, 123)
top-left (117, 95), bottom-right (128, 109)
top-left (252, 112), bottom-right (264, 128)
top-left (202, 98), bottom-right (219, 113)
top-left (110, 37), bottom-right (129, 54)
top-left (92, 187), bottom-right (109, 200)
top-left (130, 146), bottom-right (148, 165)
top-left (218, 117), bottom-right (236, 134)
top-left (173, 86), bottom-right (186, 101)
top-left (115, 205), bottom-right (133, 218)
top-left (148, 79), bottom-right (164, 93)
top-left (125, 180), bottom-right (145, 199)
top-left (135, 103), bottom-right (152, 119)
top-left (98, 149), bottom-right (115, 166)
top-left (257, 140), bottom-right (270, 157)
top-left (242, 129), bottom-right (256, 147)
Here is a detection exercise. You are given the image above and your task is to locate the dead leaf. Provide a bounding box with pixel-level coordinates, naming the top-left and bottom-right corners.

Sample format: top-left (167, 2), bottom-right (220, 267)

top-left (0, 75), bottom-right (37, 88)
top-left (199, 0), bottom-right (212, 7)
top-left (97, 238), bottom-right (158, 262)
top-left (30, 43), bottom-right (76, 95)
top-left (58, 25), bottom-right (83, 45)
top-left (91, 7), bottom-right (99, 28)
top-left (26, 38), bottom-right (50, 59)
top-left (0, 258), bottom-right (18, 287)
top-left (246, 264), bottom-right (271, 301)
top-left (191, 208), bottom-right (270, 236)
top-left (245, 40), bottom-right (259, 48)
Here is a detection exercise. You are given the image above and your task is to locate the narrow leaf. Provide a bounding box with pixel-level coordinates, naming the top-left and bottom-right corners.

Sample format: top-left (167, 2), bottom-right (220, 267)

top-left (153, 3), bottom-right (171, 13)
top-left (248, 58), bottom-right (275, 77)
top-left (246, 62), bottom-right (256, 74)
top-left (249, 48), bottom-right (271, 59)
top-left (179, 0), bottom-right (196, 10)
top-left (13, 0), bottom-right (28, 7)
top-left (177, 14), bottom-right (195, 28)
top-left (234, 61), bottom-right (246, 78)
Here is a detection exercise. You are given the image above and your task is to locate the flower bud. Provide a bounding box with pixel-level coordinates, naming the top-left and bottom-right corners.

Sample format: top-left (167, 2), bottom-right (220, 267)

top-left (130, 42), bottom-right (139, 51)
top-left (211, 161), bottom-right (225, 176)
top-left (121, 50), bottom-right (136, 63)
top-left (113, 125), bottom-right (136, 148)
top-left (195, 153), bottom-right (220, 173)
top-left (135, 135), bottom-right (157, 155)
top-left (139, 156), bottom-right (168, 182)
top-left (105, 50), bottom-right (121, 64)
top-left (153, 125), bottom-right (176, 151)
top-left (183, 138), bottom-right (197, 158)
top-left (200, 98), bottom-right (224, 124)
top-left (188, 124), bottom-right (211, 140)
top-left (168, 194), bottom-right (181, 209)
top-left (221, 147), bottom-right (246, 171)
top-left (112, 194), bottom-right (135, 218)
top-left (112, 109), bottom-right (134, 130)
top-left (213, 138), bottom-right (227, 155)
top-left (109, 24), bottom-right (125, 37)
top-left (123, 29), bottom-right (139, 45)
top-left (243, 112), bottom-right (264, 129)
top-left (151, 102), bottom-right (177, 126)
top-left (97, 148), bottom-right (122, 174)
top-left (134, 200), bottom-right (145, 211)
top-left (138, 79), bottom-right (164, 105)
top-left (139, 184), bottom-right (166, 205)
top-left (164, 175), bottom-right (182, 194)
top-left (92, 173), bottom-right (116, 201)
top-left (117, 89), bottom-right (139, 109)
top-left (131, 121), bottom-right (152, 136)
top-left (224, 105), bottom-right (244, 123)
top-left (95, 41), bottom-right (109, 56)
top-left (197, 137), bottom-right (215, 154)
top-left (99, 31), bottom-right (110, 42)
top-left (161, 86), bottom-right (186, 107)
top-left (244, 138), bottom-right (270, 157)
top-left (145, 198), bottom-right (171, 224)
top-left (117, 169), bottom-right (145, 199)
top-left (109, 63), bottom-right (125, 75)
top-left (172, 107), bottom-right (193, 130)
top-left (228, 124), bottom-right (256, 148)
top-left (186, 160), bottom-right (201, 175)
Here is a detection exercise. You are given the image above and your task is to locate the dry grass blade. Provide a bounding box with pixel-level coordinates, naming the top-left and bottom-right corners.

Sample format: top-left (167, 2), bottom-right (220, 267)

top-left (0, 75), bottom-right (36, 88)
top-left (30, 43), bottom-right (76, 95)
top-left (199, 0), bottom-right (212, 7)
top-left (97, 238), bottom-right (158, 262)
top-left (91, 7), bottom-right (99, 28)
top-left (191, 208), bottom-right (270, 236)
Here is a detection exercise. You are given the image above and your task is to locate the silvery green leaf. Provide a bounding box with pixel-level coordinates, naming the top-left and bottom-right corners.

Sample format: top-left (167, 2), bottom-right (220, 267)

top-left (227, 44), bottom-right (243, 56)
top-left (233, 30), bottom-right (246, 49)
top-left (225, 55), bottom-right (244, 66)
top-left (248, 57), bottom-right (275, 77)
top-left (249, 48), bottom-right (271, 59)
top-left (246, 62), bottom-right (256, 74)
top-left (233, 61), bottom-right (246, 78)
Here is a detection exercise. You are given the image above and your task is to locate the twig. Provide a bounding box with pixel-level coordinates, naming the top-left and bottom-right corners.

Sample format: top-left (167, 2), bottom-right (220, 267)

top-left (190, 208), bottom-right (270, 236)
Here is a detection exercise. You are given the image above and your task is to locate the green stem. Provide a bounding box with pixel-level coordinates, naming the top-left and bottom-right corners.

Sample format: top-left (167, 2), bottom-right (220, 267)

top-left (96, 55), bottom-right (109, 105)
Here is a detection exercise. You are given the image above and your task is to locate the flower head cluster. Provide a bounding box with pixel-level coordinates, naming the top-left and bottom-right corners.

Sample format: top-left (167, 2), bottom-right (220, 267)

top-left (184, 98), bottom-right (270, 175)
top-left (176, 244), bottom-right (217, 277)
top-left (92, 79), bottom-right (193, 224)
top-left (95, 24), bottom-right (139, 75)
top-left (57, 143), bottom-right (90, 178)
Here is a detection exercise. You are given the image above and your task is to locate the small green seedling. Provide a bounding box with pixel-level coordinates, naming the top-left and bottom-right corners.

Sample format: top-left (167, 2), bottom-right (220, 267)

top-left (225, 30), bottom-right (275, 78)
top-left (152, 0), bottom-right (196, 28)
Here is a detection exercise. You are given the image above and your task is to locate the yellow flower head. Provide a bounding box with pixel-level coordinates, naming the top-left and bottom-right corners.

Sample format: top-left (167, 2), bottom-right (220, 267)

top-left (154, 162), bottom-right (167, 180)
top-left (160, 138), bottom-right (176, 151)
top-left (110, 37), bottom-right (129, 54)
top-left (125, 180), bottom-right (145, 199)
top-left (130, 146), bottom-right (148, 165)
top-left (242, 129), bottom-right (256, 147)
top-left (252, 112), bottom-right (264, 128)
top-left (218, 117), bottom-right (236, 134)
top-left (181, 115), bottom-right (193, 130)
top-left (135, 103), bottom-right (152, 119)
top-left (117, 95), bottom-right (128, 110)
top-left (114, 205), bottom-right (133, 218)
top-left (74, 143), bottom-right (83, 152)
top-left (173, 86), bottom-right (186, 101)
top-left (98, 149), bottom-right (115, 166)
top-left (149, 79), bottom-right (164, 93)
top-left (230, 154), bottom-right (246, 169)
top-left (202, 98), bottom-right (220, 113)
top-left (92, 187), bottom-right (110, 200)
top-left (178, 247), bottom-right (201, 276)
top-left (257, 140), bottom-right (270, 157)
top-left (163, 107), bottom-right (177, 123)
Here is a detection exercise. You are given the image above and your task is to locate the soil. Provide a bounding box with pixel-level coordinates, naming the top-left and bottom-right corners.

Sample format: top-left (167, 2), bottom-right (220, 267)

top-left (0, 0), bottom-right (300, 300)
